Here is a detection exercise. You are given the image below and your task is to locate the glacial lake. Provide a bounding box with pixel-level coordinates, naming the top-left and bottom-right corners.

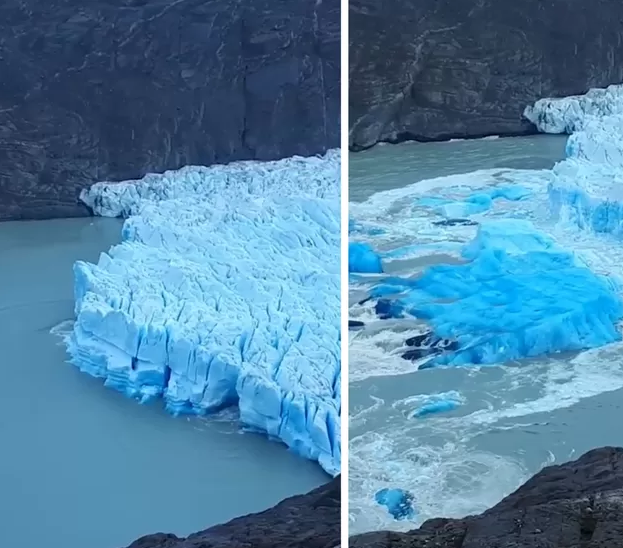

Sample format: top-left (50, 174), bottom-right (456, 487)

top-left (0, 217), bottom-right (327, 548)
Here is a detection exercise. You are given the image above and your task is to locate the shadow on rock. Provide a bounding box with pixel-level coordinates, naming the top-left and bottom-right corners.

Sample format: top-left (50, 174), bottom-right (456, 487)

top-left (124, 476), bottom-right (340, 548)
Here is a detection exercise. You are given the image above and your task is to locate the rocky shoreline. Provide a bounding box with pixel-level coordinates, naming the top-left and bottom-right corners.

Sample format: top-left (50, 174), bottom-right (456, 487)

top-left (123, 447), bottom-right (623, 547)
top-left (123, 476), bottom-right (341, 548)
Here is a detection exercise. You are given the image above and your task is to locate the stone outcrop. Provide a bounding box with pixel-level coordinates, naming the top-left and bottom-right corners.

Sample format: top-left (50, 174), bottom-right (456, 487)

top-left (0, 0), bottom-right (339, 221)
top-left (349, 0), bottom-right (623, 149)
top-left (350, 447), bottom-right (623, 548)
top-left (123, 476), bottom-right (340, 548)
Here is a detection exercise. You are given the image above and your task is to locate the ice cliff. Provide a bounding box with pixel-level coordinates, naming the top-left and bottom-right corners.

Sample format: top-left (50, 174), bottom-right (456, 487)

top-left (524, 84), bottom-right (623, 135)
top-left (526, 84), bottom-right (623, 238)
top-left (68, 151), bottom-right (341, 476)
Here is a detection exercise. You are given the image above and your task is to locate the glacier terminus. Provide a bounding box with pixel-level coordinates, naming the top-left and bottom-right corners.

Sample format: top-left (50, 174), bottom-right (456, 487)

top-left (63, 151), bottom-right (341, 476)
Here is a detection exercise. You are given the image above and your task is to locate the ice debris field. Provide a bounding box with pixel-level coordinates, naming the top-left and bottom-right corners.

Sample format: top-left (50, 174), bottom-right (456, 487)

top-left (65, 151), bottom-right (341, 476)
top-left (349, 84), bottom-right (623, 524)
top-left (350, 84), bottom-right (623, 376)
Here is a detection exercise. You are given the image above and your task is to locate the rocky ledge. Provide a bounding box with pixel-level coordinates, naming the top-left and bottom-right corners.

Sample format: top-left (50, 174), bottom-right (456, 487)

top-left (349, 0), bottom-right (623, 150)
top-left (350, 447), bottom-right (623, 548)
top-left (0, 0), bottom-right (339, 221)
top-left (123, 476), bottom-right (341, 548)
top-left (122, 448), bottom-right (623, 548)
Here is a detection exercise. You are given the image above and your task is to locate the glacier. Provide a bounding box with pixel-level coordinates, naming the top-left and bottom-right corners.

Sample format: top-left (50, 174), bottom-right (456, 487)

top-left (524, 84), bottom-right (623, 134)
top-left (525, 84), bottom-right (623, 239)
top-left (67, 151), bottom-right (341, 476)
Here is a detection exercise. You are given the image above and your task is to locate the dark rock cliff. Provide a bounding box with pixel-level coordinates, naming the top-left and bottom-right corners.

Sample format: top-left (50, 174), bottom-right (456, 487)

top-left (122, 476), bottom-right (340, 548)
top-left (349, 0), bottom-right (623, 150)
top-left (350, 447), bottom-right (623, 548)
top-left (0, 0), bottom-right (340, 221)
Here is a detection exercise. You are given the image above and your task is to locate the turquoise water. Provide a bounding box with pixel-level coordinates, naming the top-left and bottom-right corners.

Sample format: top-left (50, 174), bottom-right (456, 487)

top-left (0, 217), bottom-right (326, 548)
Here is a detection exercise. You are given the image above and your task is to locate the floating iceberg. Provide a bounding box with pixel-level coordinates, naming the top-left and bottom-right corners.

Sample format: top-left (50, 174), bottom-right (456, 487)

top-left (374, 487), bottom-right (416, 521)
top-left (368, 220), bottom-right (623, 367)
top-left (411, 396), bottom-right (461, 418)
top-left (349, 242), bottom-right (383, 274)
top-left (68, 151), bottom-right (341, 476)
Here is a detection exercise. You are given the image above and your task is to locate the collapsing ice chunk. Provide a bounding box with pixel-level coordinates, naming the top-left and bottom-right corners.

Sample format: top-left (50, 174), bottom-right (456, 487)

top-left (371, 220), bottom-right (623, 366)
top-left (375, 488), bottom-right (416, 520)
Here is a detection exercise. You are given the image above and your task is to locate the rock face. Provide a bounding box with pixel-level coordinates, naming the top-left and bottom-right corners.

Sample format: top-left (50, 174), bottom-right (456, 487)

top-left (0, 0), bottom-right (340, 221)
top-left (349, 0), bottom-right (623, 150)
top-left (350, 447), bottom-right (623, 548)
top-left (123, 476), bottom-right (340, 548)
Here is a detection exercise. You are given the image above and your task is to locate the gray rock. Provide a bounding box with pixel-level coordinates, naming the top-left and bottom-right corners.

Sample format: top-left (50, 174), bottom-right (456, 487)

top-left (349, 447), bottom-right (623, 548)
top-left (349, 0), bottom-right (623, 150)
top-left (0, 0), bottom-right (339, 221)
top-left (122, 476), bottom-right (340, 548)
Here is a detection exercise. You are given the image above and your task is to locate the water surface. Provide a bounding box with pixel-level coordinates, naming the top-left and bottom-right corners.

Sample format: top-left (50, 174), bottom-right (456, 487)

top-left (350, 135), bottom-right (567, 202)
top-left (0, 217), bottom-right (327, 548)
top-left (348, 135), bottom-right (623, 533)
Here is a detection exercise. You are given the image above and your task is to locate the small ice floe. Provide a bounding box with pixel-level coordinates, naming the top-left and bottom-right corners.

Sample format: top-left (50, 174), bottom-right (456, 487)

top-left (374, 487), bottom-right (416, 520)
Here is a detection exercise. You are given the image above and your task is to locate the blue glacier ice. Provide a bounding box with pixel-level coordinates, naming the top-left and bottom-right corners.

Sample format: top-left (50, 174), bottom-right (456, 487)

top-left (349, 242), bottom-right (383, 274)
top-left (415, 185), bottom-right (531, 218)
top-left (524, 84), bottom-right (623, 134)
top-left (68, 151), bottom-right (341, 476)
top-left (367, 219), bottom-right (623, 367)
top-left (524, 86), bottom-right (623, 238)
top-left (375, 488), bottom-right (416, 521)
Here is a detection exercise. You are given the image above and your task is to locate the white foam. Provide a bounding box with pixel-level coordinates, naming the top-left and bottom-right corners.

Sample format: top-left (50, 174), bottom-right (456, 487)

top-left (349, 147), bottom-right (623, 533)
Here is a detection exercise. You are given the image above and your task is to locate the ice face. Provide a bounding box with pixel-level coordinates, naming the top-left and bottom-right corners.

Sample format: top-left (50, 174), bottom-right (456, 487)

top-left (68, 151), bottom-right (341, 476)
top-left (529, 89), bottom-right (623, 239)
top-left (524, 84), bottom-right (623, 134)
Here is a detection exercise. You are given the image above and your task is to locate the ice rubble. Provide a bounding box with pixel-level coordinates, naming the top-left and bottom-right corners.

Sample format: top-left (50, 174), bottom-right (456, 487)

top-left (352, 85), bottom-right (623, 369)
top-left (414, 184), bottom-right (531, 218)
top-left (69, 151), bottom-right (341, 476)
top-left (369, 220), bottom-right (623, 367)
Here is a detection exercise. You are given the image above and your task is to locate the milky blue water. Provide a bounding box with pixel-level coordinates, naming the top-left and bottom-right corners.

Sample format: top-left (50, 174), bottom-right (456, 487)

top-left (0, 217), bottom-right (327, 548)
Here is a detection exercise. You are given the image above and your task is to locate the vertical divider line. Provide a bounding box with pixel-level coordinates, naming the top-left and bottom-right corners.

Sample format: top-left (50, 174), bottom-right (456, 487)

top-left (340, 0), bottom-right (350, 543)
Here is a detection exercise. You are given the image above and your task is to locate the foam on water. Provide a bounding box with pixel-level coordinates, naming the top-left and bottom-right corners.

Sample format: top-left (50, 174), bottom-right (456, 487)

top-left (349, 85), bottom-right (623, 533)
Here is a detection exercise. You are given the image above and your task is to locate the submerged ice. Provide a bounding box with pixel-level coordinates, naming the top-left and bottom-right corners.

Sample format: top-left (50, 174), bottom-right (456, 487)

top-left (68, 151), bottom-right (341, 476)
